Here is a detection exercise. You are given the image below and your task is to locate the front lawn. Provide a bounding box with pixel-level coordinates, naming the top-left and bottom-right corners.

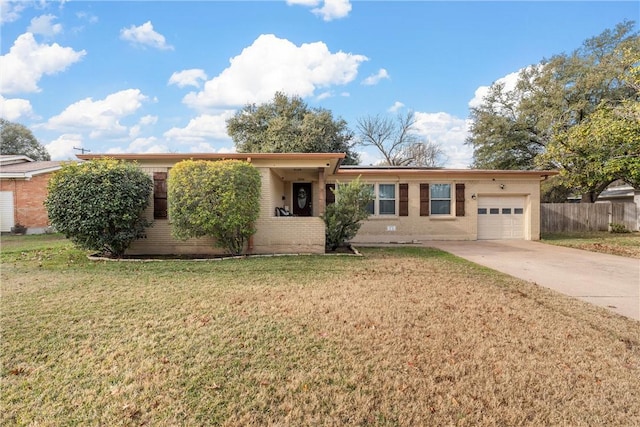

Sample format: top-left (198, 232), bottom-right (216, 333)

top-left (2, 236), bottom-right (639, 426)
top-left (542, 231), bottom-right (640, 258)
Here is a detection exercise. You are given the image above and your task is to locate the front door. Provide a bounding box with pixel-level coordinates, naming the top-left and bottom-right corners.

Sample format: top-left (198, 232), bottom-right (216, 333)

top-left (292, 183), bottom-right (312, 216)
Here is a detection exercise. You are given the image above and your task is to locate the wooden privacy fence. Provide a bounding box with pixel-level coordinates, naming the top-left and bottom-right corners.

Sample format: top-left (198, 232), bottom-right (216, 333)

top-left (541, 203), bottom-right (639, 233)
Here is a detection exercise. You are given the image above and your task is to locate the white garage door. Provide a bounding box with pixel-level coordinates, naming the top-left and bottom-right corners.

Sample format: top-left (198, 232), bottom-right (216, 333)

top-left (0, 191), bottom-right (15, 232)
top-left (478, 196), bottom-right (525, 240)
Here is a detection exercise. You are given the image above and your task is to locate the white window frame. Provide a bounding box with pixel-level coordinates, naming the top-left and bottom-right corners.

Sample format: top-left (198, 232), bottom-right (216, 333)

top-left (358, 183), bottom-right (397, 216)
top-left (430, 183), bottom-right (452, 216)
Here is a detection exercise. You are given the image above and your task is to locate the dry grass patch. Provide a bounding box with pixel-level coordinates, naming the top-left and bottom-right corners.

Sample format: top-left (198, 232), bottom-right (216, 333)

top-left (2, 240), bottom-right (639, 426)
top-left (542, 231), bottom-right (640, 258)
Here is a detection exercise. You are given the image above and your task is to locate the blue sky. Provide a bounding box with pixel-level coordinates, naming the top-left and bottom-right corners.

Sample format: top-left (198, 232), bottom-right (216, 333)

top-left (1, 1), bottom-right (638, 168)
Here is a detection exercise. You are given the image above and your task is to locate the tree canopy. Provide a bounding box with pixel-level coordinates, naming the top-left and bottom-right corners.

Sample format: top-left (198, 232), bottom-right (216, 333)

top-left (467, 21), bottom-right (639, 201)
top-left (356, 112), bottom-right (444, 167)
top-left (0, 119), bottom-right (51, 161)
top-left (226, 92), bottom-right (360, 165)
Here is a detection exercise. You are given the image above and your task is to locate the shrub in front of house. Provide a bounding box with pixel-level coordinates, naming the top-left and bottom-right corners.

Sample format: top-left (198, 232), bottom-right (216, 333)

top-left (45, 158), bottom-right (153, 257)
top-left (322, 177), bottom-right (374, 251)
top-left (168, 160), bottom-right (261, 256)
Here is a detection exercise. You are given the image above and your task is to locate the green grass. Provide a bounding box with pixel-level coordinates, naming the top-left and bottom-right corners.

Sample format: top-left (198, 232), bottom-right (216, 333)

top-left (2, 235), bottom-right (640, 426)
top-left (542, 231), bottom-right (640, 258)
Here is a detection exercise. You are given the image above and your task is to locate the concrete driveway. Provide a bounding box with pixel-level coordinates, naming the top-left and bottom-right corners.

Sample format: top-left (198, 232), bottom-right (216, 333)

top-left (426, 240), bottom-right (640, 321)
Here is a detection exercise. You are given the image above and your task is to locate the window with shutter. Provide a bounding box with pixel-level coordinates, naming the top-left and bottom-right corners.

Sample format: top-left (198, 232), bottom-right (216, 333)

top-left (399, 183), bottom-right (408, 216)
top-left (420, 183), bottom-right (429, 216)
top-left (153, 172), bottom-right (168, 219)
top-left (456, 183), bottom-right (465, 217)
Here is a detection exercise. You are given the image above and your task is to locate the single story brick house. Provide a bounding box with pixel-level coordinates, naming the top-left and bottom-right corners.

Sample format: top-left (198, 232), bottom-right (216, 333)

top-left (0, 155), bottom-right (63, 234)
top-left (78, 153), bottom-right (556, 255)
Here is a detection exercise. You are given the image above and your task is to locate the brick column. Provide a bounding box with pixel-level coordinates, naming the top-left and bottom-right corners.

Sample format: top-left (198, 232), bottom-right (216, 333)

top-left (318, 167), bottom-right (325, 217)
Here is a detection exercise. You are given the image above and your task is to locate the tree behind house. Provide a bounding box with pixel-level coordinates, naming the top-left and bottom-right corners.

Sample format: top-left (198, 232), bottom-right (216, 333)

top-left (168, 160), bottom-right (261, 255)
top-left (226, 91), bottom-right (360, 165)
top-left (0, 119), bottom-right (51, 161)
top-left (356, 112), bottom-right (444, 167)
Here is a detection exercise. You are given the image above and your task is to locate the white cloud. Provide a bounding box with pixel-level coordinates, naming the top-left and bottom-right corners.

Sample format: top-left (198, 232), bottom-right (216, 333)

top-left (0, 32), bottom-right (86, 95)
top-left (287, 0), bottom-right (351, 20)
top-left (183, 34), bottom-right (367, 110)
top-left (120, 21), bottom-right (173, 51)
top-left (45, 133), bottom-right (83, 160)
top-left (28, 14), bottom-right (63, 37)
top-left (388, 101), bottom-right (404, 113)
top-left (163, 112), bottom-right (235, 143)
top-left (0, 95), bottom-right (34, 121)
top-left (76, 11), bottom-right (98, 24)
top-left (168, 69), bottom-right (208, 88)
top-left (468, 69), bottom-right (522, 109)
top-left (313, 0), bottom-right (352, 21)
top-left (286, 0), bottom-right (319, 6)
top-left (0, 0), bottom-right (27, 24)
top-left (316, 91), bottom-right (333, 100)
top-left (107, 137), bottom-right (168, 154)
top-left (129, 115), bottom-right (158, 138)
top-left (413, 111), bottom-right (472, 169)
top-left (46, 89), bottom-right (148, 138)
top-left (362, 68), bottom-right (389, 86)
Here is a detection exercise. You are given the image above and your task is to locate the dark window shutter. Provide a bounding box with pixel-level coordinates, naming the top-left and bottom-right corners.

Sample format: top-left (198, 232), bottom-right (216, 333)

top-left (399, 183), bottom-right (408, 216)
top-left (326, 184), bottom-right (335, 206)
top-left (420, 183), bottom-right (429, 216)
top-left (455, 183), bottom-right (465, 217)
top-left (154, 172), bottom-right (168, 219)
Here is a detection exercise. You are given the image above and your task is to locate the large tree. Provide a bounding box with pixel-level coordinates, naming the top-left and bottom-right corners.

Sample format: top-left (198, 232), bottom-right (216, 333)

top-left (356, 112), bottom-right (444, 167)
top-left (227, 92), bottom-right (360, 164)
top-left (0, 119), bottom-right (51, 161)
top-left (467, 21), bottom-right (639, 201)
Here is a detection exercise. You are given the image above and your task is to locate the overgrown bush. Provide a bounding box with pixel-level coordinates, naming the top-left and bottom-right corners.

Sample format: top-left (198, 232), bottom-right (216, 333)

top-left (45, 159), bottom-right (153, 257)
top-left (609, 223), bottom-right (631, 233)
top-left (322, 177), bottom-right (374, 251)
top-left (168, 160), bottom-right (261, 255)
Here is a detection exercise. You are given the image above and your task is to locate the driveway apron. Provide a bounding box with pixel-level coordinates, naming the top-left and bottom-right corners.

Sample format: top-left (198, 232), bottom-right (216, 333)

top-left (425, 240), bottom-right (640, 321)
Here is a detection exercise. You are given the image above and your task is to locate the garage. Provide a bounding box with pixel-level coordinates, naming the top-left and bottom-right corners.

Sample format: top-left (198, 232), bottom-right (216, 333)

top-left (0, 191), bottom-right (15, 232)
top-left (477, 196), bottom-right (525, 240)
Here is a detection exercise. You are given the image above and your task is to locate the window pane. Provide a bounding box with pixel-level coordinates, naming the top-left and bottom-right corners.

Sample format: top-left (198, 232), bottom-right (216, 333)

top-left (379, 200), bottom-right (395, 215)
top-left (514, 208), bottom-right (524, 214)
top-left (502, 208), bottom-right (511, 214)
top-left (366, 200), bottom-right (375, 215)
top-left (490, 208), bottom-right (499, 214)
top-left (379, 184), bottom-right (395, 199)
top-left (478, 208), bottom-right (487, 214)
top-left (431, 184), bottom-right (450, 199)
top-left (431, 200), bottom-right (450, 215)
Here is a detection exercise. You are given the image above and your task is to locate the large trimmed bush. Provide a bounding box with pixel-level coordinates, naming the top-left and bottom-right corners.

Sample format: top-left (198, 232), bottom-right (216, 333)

top-left (168, 160), bottom-right (261, 255)
top-left (322, 177), bottom-right (373, 251)
top-left (45, 159), bottom-right (153, 257)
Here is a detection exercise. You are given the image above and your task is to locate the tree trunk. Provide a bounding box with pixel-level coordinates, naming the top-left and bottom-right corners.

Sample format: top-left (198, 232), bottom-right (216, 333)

top-left (581, 191), bottom-right (595, 203)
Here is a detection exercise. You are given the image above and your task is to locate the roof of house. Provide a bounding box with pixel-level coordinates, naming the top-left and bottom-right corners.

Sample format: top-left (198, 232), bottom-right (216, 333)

top-left (0, 159), bottom-right (64, 178)
top-left (77, 152), bottom-right (558, 179)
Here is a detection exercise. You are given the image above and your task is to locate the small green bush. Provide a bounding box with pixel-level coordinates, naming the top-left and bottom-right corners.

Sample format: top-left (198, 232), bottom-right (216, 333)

top-left (45, 158), bottom-right (153, 257)
top-left (168, 160), bottom-right (261, 255)
top-left (609, 223), bottom-right (631, 233)
top-left (322, 177), bottom-right (374, 251)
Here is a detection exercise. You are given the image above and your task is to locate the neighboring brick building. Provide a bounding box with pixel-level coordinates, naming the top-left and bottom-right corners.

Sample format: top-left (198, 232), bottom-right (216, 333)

top-left (0, 155), bottom-right (63, 234)
top-left (78, 153), bottom-right (557, 255)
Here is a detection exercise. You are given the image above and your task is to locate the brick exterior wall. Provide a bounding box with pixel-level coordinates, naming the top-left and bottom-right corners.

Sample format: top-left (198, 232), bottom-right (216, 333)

top-left (0, 174), bottom-right (53, 232)
top-left (126, 166), bottom-right (326, 255)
